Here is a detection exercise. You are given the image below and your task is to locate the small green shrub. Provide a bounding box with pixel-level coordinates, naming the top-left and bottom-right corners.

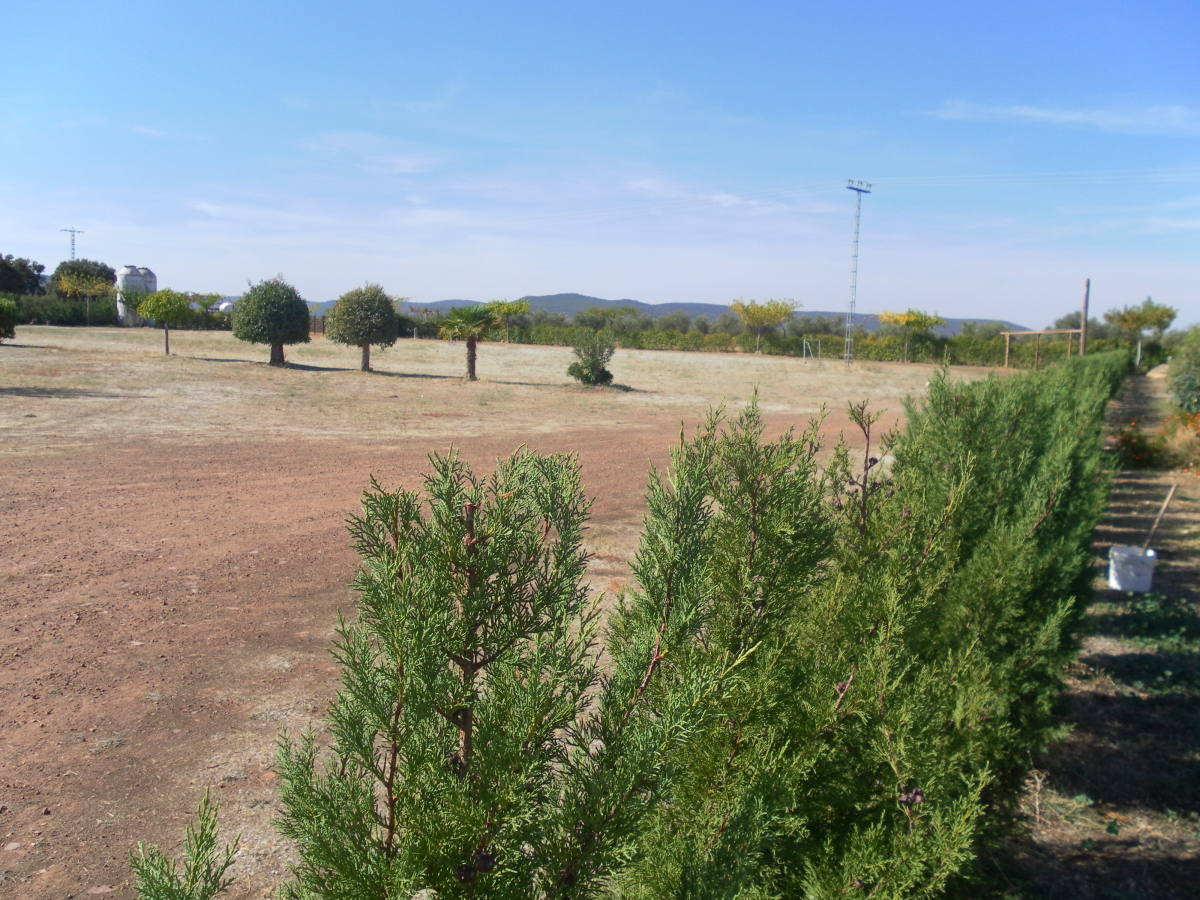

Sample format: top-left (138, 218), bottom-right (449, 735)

top-left (130, 791), bottom-right (238, 900)
top-left (1170, 350), bottom-right (1200, 413)
top-left (1117, 594), bottom-right (1200, 642)
top-left (0, 296), bottom-right (17, 341)
top-left (567, 327), bottom-right (615, 385)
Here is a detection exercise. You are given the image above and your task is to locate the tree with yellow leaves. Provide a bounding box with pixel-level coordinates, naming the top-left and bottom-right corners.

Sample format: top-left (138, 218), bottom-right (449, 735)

top-left (877, 309), bottom-right (946, 362)
top-left (729, 298), bottom-right (796, 353)
top-left (57, 273), bottom-right (116, 326)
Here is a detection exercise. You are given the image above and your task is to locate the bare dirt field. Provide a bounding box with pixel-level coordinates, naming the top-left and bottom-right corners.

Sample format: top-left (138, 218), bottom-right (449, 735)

top-left (2, 327), bottom-right (996, 898)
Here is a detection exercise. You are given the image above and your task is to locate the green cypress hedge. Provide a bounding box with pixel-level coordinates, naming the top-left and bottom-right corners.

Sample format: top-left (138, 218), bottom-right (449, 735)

top-left (132, 353), bottom-right (1126, 899)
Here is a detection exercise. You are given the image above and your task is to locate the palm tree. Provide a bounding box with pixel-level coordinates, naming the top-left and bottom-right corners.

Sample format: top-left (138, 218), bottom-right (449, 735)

top-left (438, 305), bottom-right (498, 381)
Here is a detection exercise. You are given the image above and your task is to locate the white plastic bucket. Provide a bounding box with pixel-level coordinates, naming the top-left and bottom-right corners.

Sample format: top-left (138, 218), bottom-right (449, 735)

top-left (1108, 546), bottom-right (1157, 593)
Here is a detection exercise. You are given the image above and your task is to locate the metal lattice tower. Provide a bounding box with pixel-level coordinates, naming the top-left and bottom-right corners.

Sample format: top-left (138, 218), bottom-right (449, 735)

top-left (61, 227), bottom-right (84, 261)
top-left (844, 181), bottom-right (871, 367)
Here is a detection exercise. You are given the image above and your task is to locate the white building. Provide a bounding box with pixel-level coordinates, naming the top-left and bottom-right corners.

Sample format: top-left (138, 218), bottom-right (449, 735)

top-left (115, 265), bottom-right (157, 326)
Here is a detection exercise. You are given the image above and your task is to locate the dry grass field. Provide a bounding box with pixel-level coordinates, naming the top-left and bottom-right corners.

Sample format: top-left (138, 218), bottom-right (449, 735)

top-left (0, 326), bottom-right (1004, 898)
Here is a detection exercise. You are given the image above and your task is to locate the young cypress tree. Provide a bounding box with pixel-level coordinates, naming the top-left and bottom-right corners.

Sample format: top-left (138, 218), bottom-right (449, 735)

top-left (270, 447), bottom-right (738, 898)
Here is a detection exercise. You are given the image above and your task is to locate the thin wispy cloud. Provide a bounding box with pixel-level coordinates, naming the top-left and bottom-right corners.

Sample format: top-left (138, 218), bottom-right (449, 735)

top-left (403, 79), bottom-right (467, 113)
top-left (932, 100), bottom-right (1200, 135)
top-left (1147, 216), bottom-right (1200, 231)
top-left (302, 132), bottom-right (441, 175)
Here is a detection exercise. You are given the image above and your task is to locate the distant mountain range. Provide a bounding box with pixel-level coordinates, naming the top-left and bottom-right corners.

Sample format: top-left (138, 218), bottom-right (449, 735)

top-left (308, 292), bottom-right (1029, 337)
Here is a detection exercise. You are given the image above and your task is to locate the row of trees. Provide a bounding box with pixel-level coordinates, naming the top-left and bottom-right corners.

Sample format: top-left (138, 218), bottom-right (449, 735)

top-left (133, 352), bottom-right (1129, 899)
top-left (228, 279), bottom-right (517, 378)
top-left (0, 255), bottom-right (119, 301)
top-left (3, 251), bottom-right (1180, 374)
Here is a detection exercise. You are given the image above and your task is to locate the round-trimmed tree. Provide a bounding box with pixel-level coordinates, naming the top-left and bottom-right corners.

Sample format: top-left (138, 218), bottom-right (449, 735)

top-left (325, 283), bottom-right (399, 371)
top-left (232, 277), bottom-right (310, 366)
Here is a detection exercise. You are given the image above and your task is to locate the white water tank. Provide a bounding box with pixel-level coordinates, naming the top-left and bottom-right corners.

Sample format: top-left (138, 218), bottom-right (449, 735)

top-left (115, 266), bottom-right (157, 326)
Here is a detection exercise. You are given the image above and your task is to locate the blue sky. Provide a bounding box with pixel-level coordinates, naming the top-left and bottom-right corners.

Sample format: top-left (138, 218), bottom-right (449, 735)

top-left (2, 1), bottom-right (1198, 327)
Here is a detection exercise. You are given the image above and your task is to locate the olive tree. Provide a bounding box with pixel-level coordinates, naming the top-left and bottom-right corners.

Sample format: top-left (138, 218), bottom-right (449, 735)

top-left (231, 277), bottom-right (310, 367)
top-left (137, 289), bottom-right (194, 356)
top-left (326, 283), bottom-right (399, 371)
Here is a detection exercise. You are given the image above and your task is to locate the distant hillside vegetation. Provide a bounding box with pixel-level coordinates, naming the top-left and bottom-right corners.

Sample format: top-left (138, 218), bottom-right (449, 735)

top-left (310, 291), bottom-right (1027, 337)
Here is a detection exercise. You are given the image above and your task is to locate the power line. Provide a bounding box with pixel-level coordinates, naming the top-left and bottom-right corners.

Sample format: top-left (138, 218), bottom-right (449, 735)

top-left (844, 180), bottom-right (871, 368)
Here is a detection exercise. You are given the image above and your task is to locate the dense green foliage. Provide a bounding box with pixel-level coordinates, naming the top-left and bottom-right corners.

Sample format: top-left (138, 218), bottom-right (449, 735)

top-left (0, 296), bottom-right (19, 342)
top-left (48, 258), bottom-right (116, 295)
top-left (324, 283), bottom-right (399, 371)
top-left (416, 316), bottom-right (1135, 370)
top-left (1169, 347), bottom-right (1200, 413)
top-left (567, 327), bottom-right (616, 384)
top-left (232, 277), bottom-right (311, 366)
top-left (0, 296), bottom-right (17, 341)
top-left (1, 292), bottom-right (235, 329)
top-left (136, 353), bottom-right (1126, 898)
top-left (276, 450), bottom-right (737, 897)
top-left (4, 291), bottom-right (119, 326)
top-left (0, 254), bottom-right (45, 295)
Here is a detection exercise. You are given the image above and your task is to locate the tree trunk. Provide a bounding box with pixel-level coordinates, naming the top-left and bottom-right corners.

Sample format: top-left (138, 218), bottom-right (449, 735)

top-left (361, 343), bottom-right (371, 371)
top-left (755, 332), bottom-right (762, 354)
top-left (164, 325), bottom-right (170, 356)
top-left (270, 343), bottom-right (286, 366)
top-left (1136, 339), bottom-right (1142, 368)
top-left (466, 336), bottom-right (477, 381)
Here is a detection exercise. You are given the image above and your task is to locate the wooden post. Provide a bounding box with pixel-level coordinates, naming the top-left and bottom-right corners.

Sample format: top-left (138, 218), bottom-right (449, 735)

top-left (1080, 278), bottom-right (1090, 356)
top-left (1004, 333), bottom-right (1011, 368)
top-left (1035, 333), bottom-right (1041, 370)
top-left (1066, 332), bottom-right (1073, 357)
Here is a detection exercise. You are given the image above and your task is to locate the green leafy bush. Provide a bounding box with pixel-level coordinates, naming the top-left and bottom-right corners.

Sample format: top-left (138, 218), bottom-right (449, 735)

top-left (567, 327), bottom-right (615, 385)
top-left (1170, 350), bottom-right (1200, 413)
top-left (0, 296), bottom-right (17, 341)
